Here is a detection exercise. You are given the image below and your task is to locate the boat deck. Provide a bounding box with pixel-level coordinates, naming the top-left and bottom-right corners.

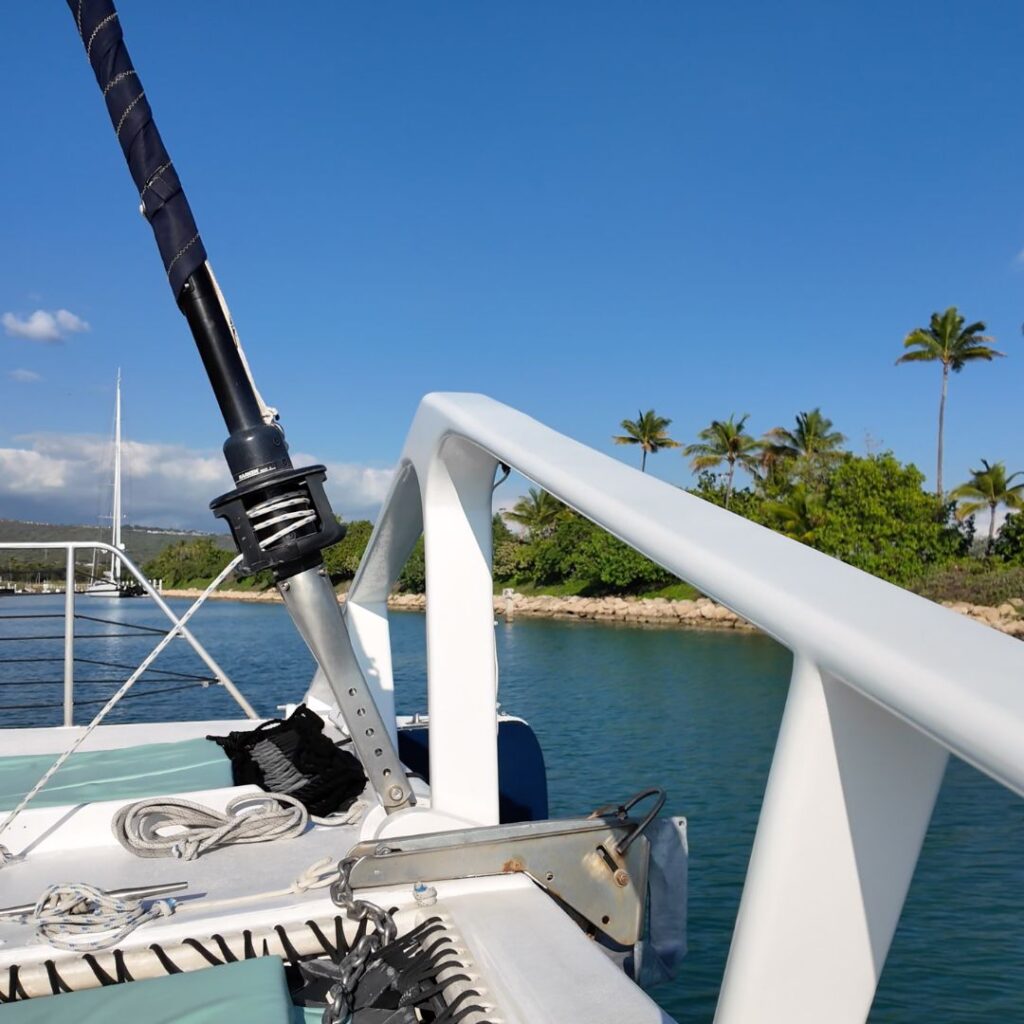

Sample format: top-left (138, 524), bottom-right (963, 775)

top-left (0, 718), bottom-right (675, 1023)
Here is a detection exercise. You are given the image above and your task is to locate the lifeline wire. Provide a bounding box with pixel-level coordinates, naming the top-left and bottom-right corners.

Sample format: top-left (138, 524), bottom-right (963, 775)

top-left (0, 555), bottom-right (242, 858)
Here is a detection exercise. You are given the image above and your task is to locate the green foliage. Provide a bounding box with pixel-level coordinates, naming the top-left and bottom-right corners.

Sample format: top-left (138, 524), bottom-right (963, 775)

top-left (914, 562), bottom-right (1024, 606)
top-left (397, 537), bottom-right (426, 593)
top-left (762, 408), bottom-right (846, 486)
top-left (323, 520), bottom-right (374, 582)
top-left (809, 454), bottom-right (967, 586)
top-left (896, 306), bottom-right (1001, 496)
top-left (897, 307), bottom-right (1000, 374)
top-left (0, 520), bottom-right (232, 580)
top-left (143, 538), bottom-right (234, 588)
top-left (690, 472), bottom-right (765, 522)
top-left (951, 460), bottom-right (1024, 554)
top-left (571, 528), bottom-right (673, 591)
top-left (994, 513), bottom-right (1024, 565)
top-left (527, 516), bottom-right (600, 586)
top-left (499, 504), bottom-right (673, 594)
top-left (763, 484), bottom-right (823, 546)
top-left (683, 414), bottom-right (761, 507)
top-left (502, 488), bottom-right (567, 540)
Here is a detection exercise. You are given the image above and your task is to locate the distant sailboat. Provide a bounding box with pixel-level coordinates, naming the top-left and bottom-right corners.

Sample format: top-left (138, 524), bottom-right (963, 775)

top-left (84, 370), bottom-right (141, 598)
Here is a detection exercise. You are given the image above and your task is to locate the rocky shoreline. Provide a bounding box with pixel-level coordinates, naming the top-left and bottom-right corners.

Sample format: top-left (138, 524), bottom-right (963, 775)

top-left (161, 587), bottom-right (1024, 639)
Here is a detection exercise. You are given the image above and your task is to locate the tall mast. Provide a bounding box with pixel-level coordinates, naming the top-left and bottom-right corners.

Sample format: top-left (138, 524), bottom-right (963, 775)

top-left (111, 369), bottom-right (123, 581)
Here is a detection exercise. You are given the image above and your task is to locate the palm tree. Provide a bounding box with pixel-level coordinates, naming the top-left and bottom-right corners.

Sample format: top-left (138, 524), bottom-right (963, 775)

top-left (950, 460), bottom-right (1024, 555)
top-left (502, 488), bottom-right (566, 540)
top-left (683, 414), bottom-right (761, 508)
top-left (897, 307), bottom-right (1002, 497)
top-left (762, 408), bottom-right (845, 485)
top-left (613, 409), bottom-right (679, 472)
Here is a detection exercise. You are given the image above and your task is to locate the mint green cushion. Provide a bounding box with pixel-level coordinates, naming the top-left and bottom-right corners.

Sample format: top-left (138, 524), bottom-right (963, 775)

top-left (0, 737), bottom-right (232, 810)
top-left (5, 956), bottom-right (293, 1024)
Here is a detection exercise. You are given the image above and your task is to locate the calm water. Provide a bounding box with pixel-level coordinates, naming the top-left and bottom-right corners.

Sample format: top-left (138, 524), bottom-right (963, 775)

top-left (1, 595), bottom-right (1021, 1020)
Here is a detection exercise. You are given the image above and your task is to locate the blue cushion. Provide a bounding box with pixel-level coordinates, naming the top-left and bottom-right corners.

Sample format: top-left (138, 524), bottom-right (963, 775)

top-left (5, 956), bottom-right (293, 1024)
top-left (0, 737), bottom-right (232, 810)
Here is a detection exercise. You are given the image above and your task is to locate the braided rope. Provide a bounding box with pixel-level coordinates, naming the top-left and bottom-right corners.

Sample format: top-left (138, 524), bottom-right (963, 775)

top-left (32, 882), bottom-right (174, 952)
top-left (112, 793), bottom-right (308, 861)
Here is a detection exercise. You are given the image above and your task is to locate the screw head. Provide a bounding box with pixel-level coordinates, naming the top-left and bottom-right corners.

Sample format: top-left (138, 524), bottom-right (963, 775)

top-left (388, 785), bottom-right (405, 803)
top-left (613, 869), bottom-right (629, 887)
top-left (279, 581), bottom-right (290, 592)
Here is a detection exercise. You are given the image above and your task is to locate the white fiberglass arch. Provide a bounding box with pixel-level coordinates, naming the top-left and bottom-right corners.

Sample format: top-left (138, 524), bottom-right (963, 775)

top-left (329, 392), bottom-right (1024, 1024)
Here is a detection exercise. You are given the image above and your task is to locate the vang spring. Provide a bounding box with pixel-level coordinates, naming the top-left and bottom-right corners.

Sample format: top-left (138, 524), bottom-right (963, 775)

top-left (247, 490), bottom-right (318, 550)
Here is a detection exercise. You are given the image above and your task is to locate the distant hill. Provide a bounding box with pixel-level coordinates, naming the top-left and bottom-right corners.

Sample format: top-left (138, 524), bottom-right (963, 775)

top-left (0, 520), bottom-right (234, 577)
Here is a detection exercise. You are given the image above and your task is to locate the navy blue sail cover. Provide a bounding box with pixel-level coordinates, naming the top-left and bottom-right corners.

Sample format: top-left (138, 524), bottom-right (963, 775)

top-left (67, 0), bottom-right (207, 296)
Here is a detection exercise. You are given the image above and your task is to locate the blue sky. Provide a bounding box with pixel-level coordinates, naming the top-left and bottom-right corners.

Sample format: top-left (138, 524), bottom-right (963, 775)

top-left (1, 1), bottom-right (1021, 528)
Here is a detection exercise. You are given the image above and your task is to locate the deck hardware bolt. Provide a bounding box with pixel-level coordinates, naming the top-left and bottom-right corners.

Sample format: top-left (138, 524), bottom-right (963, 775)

top-left (375, 845), bottom-right (392, 856)
top-left (388, 785), bottom-right (405, 802)
top-left (545, 871), bottom-right (554, 882)
top-left (614, 869), bottom-right (629, 887)
top-left (279, 581), bottom-right (290, 592)
top-left (317, 567), bottom-right (326, 577)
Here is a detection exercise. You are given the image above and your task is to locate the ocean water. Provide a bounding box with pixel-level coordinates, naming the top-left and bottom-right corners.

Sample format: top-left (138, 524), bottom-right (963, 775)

top-left (1, 595), bottom-right (1021, 1020)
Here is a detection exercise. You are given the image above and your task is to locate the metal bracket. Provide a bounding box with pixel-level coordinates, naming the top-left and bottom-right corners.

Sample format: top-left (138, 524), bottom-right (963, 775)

top-left (346, 816), bottom-right (651, 946)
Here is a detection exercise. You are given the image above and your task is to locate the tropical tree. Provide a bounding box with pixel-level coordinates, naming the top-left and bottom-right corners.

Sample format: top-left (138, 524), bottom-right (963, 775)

top-left (613, 409), bottom-right (679, 472)
top-left (502, 488), bottom-right (566, 540)
top-left (950, 460), bottom-right (1024, 555)
top-left (897, 307), bottom-right (1002, 497)
top-left (762, 408), bottom-right (846, 486)
top-left (993, 512), bottom-right (1024, 565)
top-left (322, 519), bottom-right (373, 581)
top-left (763, 484), bottom-right (823, 546)
top-left (683, 414), bottom-right (762, 508)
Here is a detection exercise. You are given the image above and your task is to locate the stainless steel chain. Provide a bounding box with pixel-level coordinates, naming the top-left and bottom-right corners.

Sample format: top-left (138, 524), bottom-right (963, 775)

top-left (322, 857), bottom-right (399, 1024)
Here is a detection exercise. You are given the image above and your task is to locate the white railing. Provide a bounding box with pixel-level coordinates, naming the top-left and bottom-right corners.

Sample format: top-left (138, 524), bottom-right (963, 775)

top-left (340, 392), bottom-right (1024, 1024)
top-left (0, 542), bottom-right (255, 725)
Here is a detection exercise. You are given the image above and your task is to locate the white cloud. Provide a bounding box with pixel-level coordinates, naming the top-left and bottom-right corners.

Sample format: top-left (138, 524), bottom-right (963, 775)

top-left (2, 308), bottom-right (90, 343)
top-left (292, 450), bottom-right (395, 519)
top-left (55, 310), bottom-right (89, 333)
top-left (7, 369), bottom-right (41, 383)
top-left (0, 434), bottom-right (393, 530)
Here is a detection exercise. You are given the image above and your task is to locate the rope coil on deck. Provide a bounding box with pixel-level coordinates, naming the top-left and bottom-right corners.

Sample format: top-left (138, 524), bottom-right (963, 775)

top-left (32, 882), bottom-right (175, 952)
top-left (112, 793), bottom-right (308, 860)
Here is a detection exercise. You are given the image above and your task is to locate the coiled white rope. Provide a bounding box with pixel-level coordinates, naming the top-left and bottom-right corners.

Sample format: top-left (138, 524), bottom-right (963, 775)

top-left (112, 792), bottom-right (308, 860)
top-left (25, 844), bottom-right (362, 953)
top-left (32, 882), bottom-right (175, 952)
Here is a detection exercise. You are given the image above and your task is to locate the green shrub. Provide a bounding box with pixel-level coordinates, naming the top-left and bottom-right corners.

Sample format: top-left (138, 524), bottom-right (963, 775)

top-left (810, 454), bottom-right (967, 587)
top-left (143, 538), bottom-right (234, 588)
top-left (994, 513), bottom-right (1024, 565)
top-left (323, 520), bottom-right (373, 582)
top-left (397, 537), bottom-right (426, 593)
top-left (914, 562), bottom-right (1024, 605)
